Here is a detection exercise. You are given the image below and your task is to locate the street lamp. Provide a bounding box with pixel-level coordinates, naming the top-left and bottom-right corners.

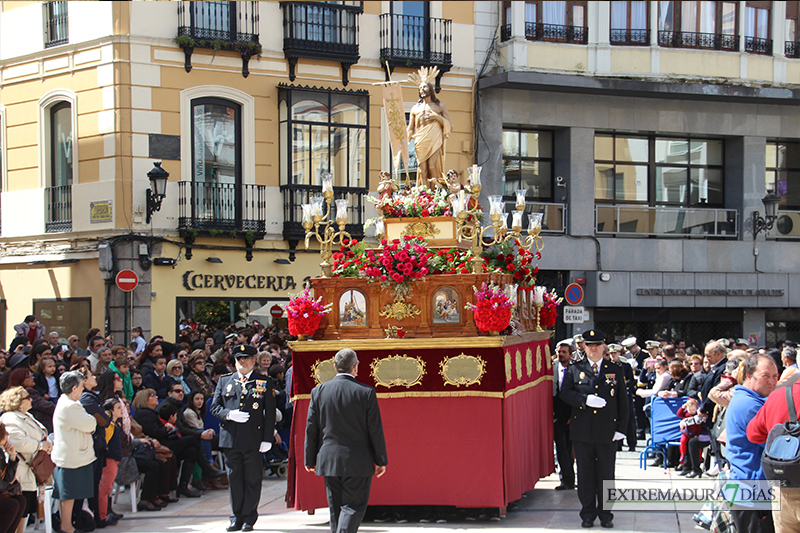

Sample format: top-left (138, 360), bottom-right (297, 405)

top-left (146, 162), bottom-right (169, 224)
top-left (752, 190), bottom-right (780, 239)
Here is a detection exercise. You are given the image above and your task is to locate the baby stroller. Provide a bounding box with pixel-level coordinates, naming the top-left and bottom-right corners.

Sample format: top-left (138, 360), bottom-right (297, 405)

top-left (263, 441), bottom-right (289, 477)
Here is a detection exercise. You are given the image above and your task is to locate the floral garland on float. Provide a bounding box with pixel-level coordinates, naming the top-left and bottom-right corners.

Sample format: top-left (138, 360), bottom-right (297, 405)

top-left (286, 285), bottom-right (333, 340)
top-left (465, 282), bottom-right (514, 335)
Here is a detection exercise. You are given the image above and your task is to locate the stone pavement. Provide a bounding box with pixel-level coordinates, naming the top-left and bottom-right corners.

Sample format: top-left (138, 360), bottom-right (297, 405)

top-left (92, 449), bottom-right (705, 533)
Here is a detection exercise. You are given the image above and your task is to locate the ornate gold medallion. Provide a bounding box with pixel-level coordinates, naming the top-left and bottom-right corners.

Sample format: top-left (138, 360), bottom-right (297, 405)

top-left (401, 221), bottom-right (440, 239)
top-left (380, 294), bottom-right (421, 321)
top-left (311, 357), bottom-right (337, 386)
top-left (370, 354), bottom-right (426, 388)
top-left (440, 353), bottom-right (487, 388)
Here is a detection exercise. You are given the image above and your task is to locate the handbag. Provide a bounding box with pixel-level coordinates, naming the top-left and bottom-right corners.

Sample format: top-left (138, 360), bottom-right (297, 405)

top-left (115, 455), bottom-right (141, 486)
top-left (25, 444), bottom-right (55, 486)
top-left (132, 441), bottom-right (156, 462)
top-left (0, 462), bottom-right (22, 497)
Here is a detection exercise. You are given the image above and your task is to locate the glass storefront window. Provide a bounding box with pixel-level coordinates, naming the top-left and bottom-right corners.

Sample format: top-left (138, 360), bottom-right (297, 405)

top-left (502, 128), bottom-right (553, 201)
top-left (766, 141), bottom-right (800, 208)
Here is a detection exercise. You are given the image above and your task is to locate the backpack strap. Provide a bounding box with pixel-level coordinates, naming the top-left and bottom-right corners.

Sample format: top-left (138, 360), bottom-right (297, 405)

top-left (787, 386), bottom-right (798, 425)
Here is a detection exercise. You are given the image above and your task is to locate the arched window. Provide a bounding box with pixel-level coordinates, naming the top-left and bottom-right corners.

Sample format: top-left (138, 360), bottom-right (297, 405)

top-left (50, 102), bottom-right (73, 188)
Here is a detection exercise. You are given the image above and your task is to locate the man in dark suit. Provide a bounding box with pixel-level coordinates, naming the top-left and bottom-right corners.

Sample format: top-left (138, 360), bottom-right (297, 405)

top-left (553, 339), bottom-right (575, 490)
top-left (560, 329), bottom-right (629, 529)
top-left (305, 348), bottom-right (388, 533)
top-left (211, 344), bottom-right (277, 532)
top-left (608, 343), bottom-right (637, 452)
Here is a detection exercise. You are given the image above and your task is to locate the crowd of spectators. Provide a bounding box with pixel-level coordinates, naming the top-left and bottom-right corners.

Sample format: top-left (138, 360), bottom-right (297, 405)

top-left (0, 315), bottom-right (295, 533)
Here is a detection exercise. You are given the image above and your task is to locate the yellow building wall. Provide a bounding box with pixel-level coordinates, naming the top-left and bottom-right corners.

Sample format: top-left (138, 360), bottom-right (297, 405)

top-left (659, 50), bottom-right (740, 79)
top-left (610, 49), bottom-right (651, 74)
top-left (0, 260), bottom-right (106, 344)
top-left (527, 44), bottom-right (589, 72)
top-left (747, 56), bottom-right (773, 82)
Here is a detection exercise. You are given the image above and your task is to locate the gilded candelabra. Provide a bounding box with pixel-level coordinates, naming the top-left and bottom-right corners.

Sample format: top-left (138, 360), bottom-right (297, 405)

top-left (454, 167), bottom-right (545, 273)
top-left (302, 173), bottom-right (352, 277)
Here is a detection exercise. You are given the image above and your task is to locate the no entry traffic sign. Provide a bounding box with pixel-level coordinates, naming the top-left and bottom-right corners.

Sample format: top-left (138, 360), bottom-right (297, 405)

top-left (270, 305), bottom-right (284, 318)
top-left (115, 269), bottom-right (139, 292)
top-left (564, 283), bottom-right (584, 306)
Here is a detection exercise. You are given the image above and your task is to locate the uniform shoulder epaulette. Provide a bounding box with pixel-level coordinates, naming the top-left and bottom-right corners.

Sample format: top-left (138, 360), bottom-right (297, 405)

top-left (220, 372), bottom-right (234, 377)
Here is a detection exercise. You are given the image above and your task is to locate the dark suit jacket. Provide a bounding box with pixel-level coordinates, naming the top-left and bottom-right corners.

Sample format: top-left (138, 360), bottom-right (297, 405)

top-left (143, 371), bottom-right (175, 400)
top-left (560, 357), bottom-right (629, 443)
top-left (553, 362), bottom-right (572, 430)
top-left (211, 370), bottom-right (276, 450)
top-left (305, 374), bottom-right (388, 478)
top-left (700, 357), bottom-right (727, 415)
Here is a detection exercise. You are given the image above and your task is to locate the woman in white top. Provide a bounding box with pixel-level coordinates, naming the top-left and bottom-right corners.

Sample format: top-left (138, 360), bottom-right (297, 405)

top-left (636, 359), bottom-right (673, 398)
top-left (52, 371), bottom-right (97, 533)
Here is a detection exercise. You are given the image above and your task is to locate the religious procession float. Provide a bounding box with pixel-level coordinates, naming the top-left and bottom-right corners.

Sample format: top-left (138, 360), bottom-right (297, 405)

top-left (286, 67), bottom-right (561, 515)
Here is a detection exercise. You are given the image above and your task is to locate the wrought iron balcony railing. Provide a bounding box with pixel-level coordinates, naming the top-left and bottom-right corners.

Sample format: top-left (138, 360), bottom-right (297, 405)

top-left (596, 205), bottom-right (738, 238)
top-left (501, 23), bottom-right (512, 42)
top-left (281, 184), bottom-right (366, 246)
top-left (745, 36), bottom-right (772, 55)
top-left (658, 30), bottom-right (738, 51)
top-left (785, 40), bottom-right (799, 58)
top-left (178, 182), bottom-right (266, 236)
top-left (610, 28), bottom-right (650, 45)
top-left (178, 1), bottom-right (259, 50)
top-left (380, 13), bottom-right (452, 72)
top-left (525, 22), bottom-right (587, 44)
top-left (45, 185), bottom-right (72, 233)
top-left (281, 1), bottom-right (361, 85)
top-left (44, 1), bottom-right (68, 48)
top-left (502, 200), bottom-right (566, 233)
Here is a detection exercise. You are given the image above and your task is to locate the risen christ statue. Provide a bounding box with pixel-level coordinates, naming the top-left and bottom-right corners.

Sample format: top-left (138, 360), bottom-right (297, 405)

top-left (407, 78), bottom-right (452, 189)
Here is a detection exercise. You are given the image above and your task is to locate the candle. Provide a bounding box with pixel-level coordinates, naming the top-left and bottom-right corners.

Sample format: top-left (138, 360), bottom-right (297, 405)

top-left (512, 211), bottom-right (524, 229)
top-left (375, 219), bottom-right (385, 236)
top-left (310, 196), bottom-right (325, 217)
top-left (468, 165), bottom-right (482, 186)
top-left (515, 189), bottom-right (527, 209)
top-left (321, 173), bottom-right (333, 194)
top-left (457, 189), bottom-right (467, 212)
top-left (488, 195), bottom-right (503, 216)
top-left (335, 198), bottom-right (348, 222)
top-left (533, 286), bottom-right (545, 304)
top-left (451, 197), bottom-right (463, 217)
top-left (301, 204), bottom-right (313, 223)
top-left (502, 212), bottom-right (510, 229)
top-left (528, 212), bottom-right (543, 232)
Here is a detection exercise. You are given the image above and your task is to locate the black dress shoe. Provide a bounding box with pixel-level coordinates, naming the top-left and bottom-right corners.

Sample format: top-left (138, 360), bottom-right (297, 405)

top-left (555, 484), bottom-right (575, 490)
top-left (685, 471), bottom-right (702, 479)
top-left (241, 525), bottom-right (254, 532)
top-left (582, 518), bottom-right (594, 528)
top-left (178, 485), bottom-right (201, 498)
top-left (226, 519), bottom-right (243, 532)
top-left (601, 519), bottom-right (614, 528)
top-left (108, 511), bottom-right (123, 521)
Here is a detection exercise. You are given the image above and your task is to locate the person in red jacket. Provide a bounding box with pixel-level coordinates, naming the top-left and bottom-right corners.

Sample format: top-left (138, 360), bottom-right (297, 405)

top-left (746, 380), bottom-right (800, 533)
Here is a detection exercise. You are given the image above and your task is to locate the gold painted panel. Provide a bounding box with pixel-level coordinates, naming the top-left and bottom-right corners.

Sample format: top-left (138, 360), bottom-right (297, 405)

top-left (370, 354), bottom-right (426, 388)
top-left (311, 356), bottom-right (337, 386)
top-left (440, 353), bottom-right (487, 388)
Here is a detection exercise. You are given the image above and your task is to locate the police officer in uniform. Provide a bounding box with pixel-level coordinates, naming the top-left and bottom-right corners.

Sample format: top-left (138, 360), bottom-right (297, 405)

top-left (608, 343), bottom-right (637, 452)
top-left (560, 330), bottom-right (629, 529)
top-left (572, 333), bottom-right (586, 361)
top-left (211, 344), bottom-right (277, 532)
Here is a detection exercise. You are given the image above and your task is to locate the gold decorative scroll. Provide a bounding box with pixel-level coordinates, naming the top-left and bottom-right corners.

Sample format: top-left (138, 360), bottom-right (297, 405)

top-left (545, 344), bottom-right (552, 369)
top-left (515, 349), bottom-right (522, 380)
top-left (536, 345), bottom-right (542, 373)
top-left (401, 221), bottom-right (441, 239)
top-left (504, 350), bottom-right (512, 383)
top-left (525, 348), bottom-right (533, 377)
top-left (310, 357), bottom-right (337, 386)
top-left (380, 294), bottom-right (421, 321)
top-left (370, 354), bottom-right (426, 388)
top-left (439, 353), bottom-right (487, 388)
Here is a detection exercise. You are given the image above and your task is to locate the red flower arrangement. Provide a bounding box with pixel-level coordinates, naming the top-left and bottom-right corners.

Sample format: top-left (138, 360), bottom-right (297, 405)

top-left (331, 238), bottom-right (366, 277)
top-left (539, 288), bottom-right (563, 329)
top-left (465, 282), bottom-right (514, 333)
top-left (361, 236), bottom-right (433, 286)
top-left (286, 285), bottom-right (333, 337)
top-left (428, 247), bottom-right (479, 275)
top-left (482, 239), bottom-right (538, 287)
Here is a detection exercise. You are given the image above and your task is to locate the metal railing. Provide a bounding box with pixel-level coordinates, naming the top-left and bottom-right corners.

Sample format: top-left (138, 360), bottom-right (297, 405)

top-left (525, 22), bottom-right (587, 44)
top-left (610, 28), bottom-right (650, 45)
top-left (178, 1), bottom-right (259, 49)
top-left (45, 185), bottom-right (72, 233)
top-left (745, 36), bottom-right (772, 55)
top-left (501, 23), bottom-right (512, 42)
top-left (281, 184), bottom-right (366, 242)
top-left (281, 1), bottom-right (360, 59)
top-left (44, 1), bottom-right (68, 48)
top-left (785, 41), bottom-right (799, 58)
top-left (178, 182), bottom-right (266, 234)
top-left (502, 201), bottom-right (566, 233)
top-left (767, 210), bottom-right (800, 239)
top-left (379, 13), bottom-right (452, 67)
top-left (595, 205), bottom-right (738, 238)
top-left (658, 30), bottom-right (738, 51)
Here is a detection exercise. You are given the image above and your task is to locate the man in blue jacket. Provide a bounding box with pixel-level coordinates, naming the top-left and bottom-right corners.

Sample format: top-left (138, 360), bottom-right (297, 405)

top-left (725, 353), bottom-right (779, 533)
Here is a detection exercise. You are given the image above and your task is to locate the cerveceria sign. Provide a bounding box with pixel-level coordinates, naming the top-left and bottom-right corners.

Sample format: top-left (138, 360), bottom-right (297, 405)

top-left (182, 270), bottom-right (305, 292)
top-left (636, 288), bottom-right (785, 296)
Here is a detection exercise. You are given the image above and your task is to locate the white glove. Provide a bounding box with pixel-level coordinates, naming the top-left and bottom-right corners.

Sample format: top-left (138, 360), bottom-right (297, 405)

top-left (259, 441), bottom-right (272, 453)
top-left (586, 395), bottom-right (607, 408)
top-left (228, 410), bottom-right (250, 423)
top-left (613, 432), bottom-right (625, 441)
